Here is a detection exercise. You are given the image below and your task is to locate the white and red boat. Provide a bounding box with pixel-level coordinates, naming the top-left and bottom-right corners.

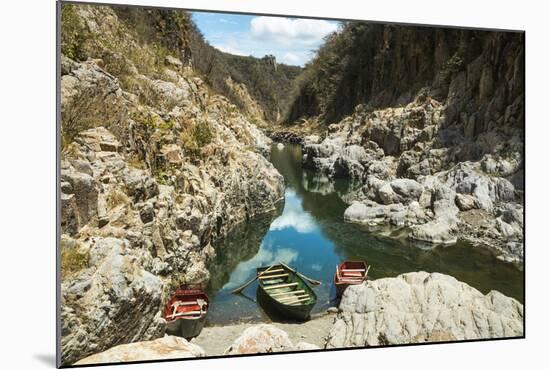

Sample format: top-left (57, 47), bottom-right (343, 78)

top-left (163, 284), bottom-right (208, 339)
top-left (334, 261), bottom-right (370, 297)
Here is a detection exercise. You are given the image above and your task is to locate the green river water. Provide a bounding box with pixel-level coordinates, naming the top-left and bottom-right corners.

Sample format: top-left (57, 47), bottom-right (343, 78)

top-left (205, 144), bottom-right (524, 325)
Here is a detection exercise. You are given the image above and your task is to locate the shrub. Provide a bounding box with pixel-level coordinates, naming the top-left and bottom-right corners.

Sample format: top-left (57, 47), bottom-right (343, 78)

top-left (60, 3), bottom-right (89, 61)
top-left (106, 188), bottom-right (129, 209)
top-left (443, 52), bottom-right (465, 74)
top-left (60, 243), bottom-right (89, 278)
top-left (193, 120), bottom-right (212, 147)
top-left (61, 78), bottom-right (111, 149)
top-left (180, 119), bottom-right (213, 157)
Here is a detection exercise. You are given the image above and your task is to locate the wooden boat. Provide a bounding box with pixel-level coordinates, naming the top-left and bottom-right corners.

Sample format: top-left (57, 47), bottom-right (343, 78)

top-left (334, 260), bottom-right (369, 297)
top-left (163, 284), bottom-right (208, 339)
top-left (256, 263), bottom-right (317, 321)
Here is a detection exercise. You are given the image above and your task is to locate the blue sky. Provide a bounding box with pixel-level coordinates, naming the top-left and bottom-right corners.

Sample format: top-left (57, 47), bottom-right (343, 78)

top-left (191, 12), bottom-right (340, 66)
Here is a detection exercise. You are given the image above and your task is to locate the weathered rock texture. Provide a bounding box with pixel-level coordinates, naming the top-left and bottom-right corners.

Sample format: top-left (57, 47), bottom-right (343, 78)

top-left (326, 272), bottom-right (523, 348)
top-left (60, 4), bottom-right (284, 365)
top-left (75, 336), bottom-right (205, 365)
top-left (291, 24), bottom-right (524, 262)
top-left (224, 324), bottom-right (319, 355)
top-left (224, 324), bottom-right (294, 355)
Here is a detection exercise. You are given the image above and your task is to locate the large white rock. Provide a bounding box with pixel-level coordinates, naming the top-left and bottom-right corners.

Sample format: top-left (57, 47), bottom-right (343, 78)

top-left (75, 336), bottom-right (205, 364)
top-left (224, 324), bottom-right (294, 355)
top-left (326, 272), bottom-right (523, 348)
top-left (294, 342), bottom-right (321, 351)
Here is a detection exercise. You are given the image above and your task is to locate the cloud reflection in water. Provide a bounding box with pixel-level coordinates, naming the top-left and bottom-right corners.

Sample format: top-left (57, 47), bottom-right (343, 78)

top-left (221, 242), bottom-right (299, 290)
top-left (269, 189), bottom-right (317, 234)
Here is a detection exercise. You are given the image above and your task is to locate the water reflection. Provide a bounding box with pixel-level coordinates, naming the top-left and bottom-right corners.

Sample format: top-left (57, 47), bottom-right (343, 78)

top-left (206, 144), bottom-right (524, 325)
top-left (270, 189), bottom-right (318, 234)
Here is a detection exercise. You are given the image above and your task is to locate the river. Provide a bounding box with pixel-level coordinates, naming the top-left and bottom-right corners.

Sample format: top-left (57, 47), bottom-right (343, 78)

top-left (205, 144), bottom-right (523, 325)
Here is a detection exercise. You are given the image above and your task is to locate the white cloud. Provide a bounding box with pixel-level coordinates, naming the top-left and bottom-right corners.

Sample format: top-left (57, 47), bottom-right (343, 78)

top-left (211, 42), bottom-right (247, 56)
top-left (222, 246), bottom-right (299, 289)
top-left (219, 18), bottom-right (237, 25)
top-left (251, 16), bottom-right (338, 46)
top-left (281, 51), bottom-right (307, 65)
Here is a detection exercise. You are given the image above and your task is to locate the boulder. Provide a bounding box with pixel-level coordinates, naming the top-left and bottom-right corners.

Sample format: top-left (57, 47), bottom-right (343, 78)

top-left (224, 324), bottom-right (294, 355)
top-left (165, 55), bottom-right (183, 67)
top-left (78, 127), bottom-right (121, 153)
top-left (294, 342), bottom-right (320, 351)
top-left (409, 218), bottom-right (457, 244)
top-left (138, 202), bottom-right (155, 224)
top-left (344, 202), bottom-right (385, 225)
top-left (75, 336), bottom-right (205, 364)
top-left (378, 183), bottom-right (398, 205)
top-left (147, 78), bottom-right (191, 109)
top-left (455, 193), bottom-right (477, 211)
top-left (326, 272), bottom-right (523, 348)
top-left (60, 163), bottom-right (98, 233)
top-left (390, 178), bottom-right (423, 203)
top-left (61, 237), bottom-right (165, 364)
top-left (302, 135), bottom-right (321, 145)
top-left (122, 168), bottom-right (160, 202)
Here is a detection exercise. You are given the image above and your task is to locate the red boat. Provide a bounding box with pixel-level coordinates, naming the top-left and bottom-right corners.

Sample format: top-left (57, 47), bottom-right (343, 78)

top-left (163, 284), bottom-right (209, 339)
top-left (334, 261), bottom-right (370, 297)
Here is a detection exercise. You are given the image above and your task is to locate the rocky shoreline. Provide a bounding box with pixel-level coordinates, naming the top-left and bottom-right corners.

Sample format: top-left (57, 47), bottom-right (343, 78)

top-left (59, 5), bottom-right (524, 366)
top-left (271, 94), bottom-right (524, 264)
top-left (74, 271), bottom-right (523, 364)
top-left (271, 25), bottom-right (524, 265)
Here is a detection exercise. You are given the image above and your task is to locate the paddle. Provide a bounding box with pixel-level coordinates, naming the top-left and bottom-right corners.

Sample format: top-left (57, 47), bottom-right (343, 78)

top-left (231, 265), bottom-right (276, 294)
top-left (281, 262), bottom-right (322, 286)
top-left (363, 265), bottom-right (371, 281)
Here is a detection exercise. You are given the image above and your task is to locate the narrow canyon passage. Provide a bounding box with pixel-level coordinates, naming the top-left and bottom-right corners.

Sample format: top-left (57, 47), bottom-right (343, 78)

top-left (205, 144), bottom-right (523, 326)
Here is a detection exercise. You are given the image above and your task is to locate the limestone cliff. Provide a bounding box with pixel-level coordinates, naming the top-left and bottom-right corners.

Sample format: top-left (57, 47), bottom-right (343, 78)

top-left (283, 22), bottom-right (524, 262)
top-left (59, 4), bottom-right (284, 365)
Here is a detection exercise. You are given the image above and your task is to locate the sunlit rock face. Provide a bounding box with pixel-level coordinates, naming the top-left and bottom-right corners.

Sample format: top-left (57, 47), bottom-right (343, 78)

top-left (75, 336), bottom-right (206, 364)
top-left (283, 25), bottom-right (524, 262)
top-left (224, 324), bottom-right (294, 355)
top-left (223, 324), bottom-right (320, 355)
top-left (295, 29), bottom-right (524, 262)
top-left (326, 272), bottom-right (524, 348)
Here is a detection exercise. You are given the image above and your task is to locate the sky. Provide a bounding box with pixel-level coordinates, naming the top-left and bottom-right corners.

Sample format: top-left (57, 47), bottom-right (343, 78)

top-left (191, 12), bottom-right (340, 66)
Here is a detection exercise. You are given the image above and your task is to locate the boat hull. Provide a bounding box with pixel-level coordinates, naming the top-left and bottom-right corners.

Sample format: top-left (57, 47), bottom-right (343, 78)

top-left (165, 315), bottom-right (206, 339)
top-left (335, 280), bottom-right (352, 297)
top-left (257, 285), bottom-right (314, 321)
top-left (256, 264), bottom-right (317, 321)
top-left (334, 260), bottom-right (369, 298)
top-left (163, 284), bottom-right (208, 339)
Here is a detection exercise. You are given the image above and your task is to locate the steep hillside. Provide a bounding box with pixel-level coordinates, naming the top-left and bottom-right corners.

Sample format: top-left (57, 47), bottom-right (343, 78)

top-left (190, 39), bottom-right (302, 122)
top-left (59, 3), bottom-right (284, 364)
top-left (281, 22), bottom-right (524, 262)
top-left (286, 22), bottom-right (523, 127)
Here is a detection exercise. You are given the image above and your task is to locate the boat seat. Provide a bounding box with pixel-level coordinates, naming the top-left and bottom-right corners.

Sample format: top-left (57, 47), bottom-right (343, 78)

top-left (339, 278), bottom-right (364, 283)
top-left (342, 268), bottom-right (366, 272)
top-left (277, 293), bottom-right (308, 302)
top-left (263, 278), bottom-right (285, 285)
top-left (261, 268), bottom-right (285, 274)
top-left (270, 289), bottom-right (306, 297)
top-left (167, 310), bottom-right (202, 319)
top-left (342, 271), bottom-right (363, 277)
top-left (288, 296), bottom-right (311, 305)
top-left (259, 273), bottom-right (289, 280)
top-left (264, 282), bottom-right (298, 290)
